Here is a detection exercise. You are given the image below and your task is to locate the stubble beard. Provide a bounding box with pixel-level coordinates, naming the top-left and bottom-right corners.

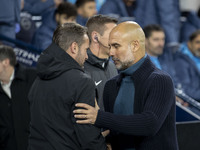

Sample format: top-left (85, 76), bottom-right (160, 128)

top-left (114, 55), bottom-right (135, 71)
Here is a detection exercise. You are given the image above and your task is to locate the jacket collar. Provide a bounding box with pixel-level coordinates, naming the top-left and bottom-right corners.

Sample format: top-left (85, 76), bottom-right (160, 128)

top-left (86, 48), bottom-right (109, 70)
top-left (117, 56), bottom-right (155, 86)
top-left (14, 64), bottom-right (27, 81)
top-left (37, 43), bottom-right (83, 80)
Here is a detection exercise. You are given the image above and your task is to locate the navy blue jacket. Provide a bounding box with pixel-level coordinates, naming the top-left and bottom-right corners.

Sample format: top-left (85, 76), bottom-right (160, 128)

top-left (32, 9), bottom-right (57, 51)
top-left (180, 11), bottom-right (200, 42)
top-left (23, 0), bottom-right (55, 16)
top-left (99, 0), bottom-right (135, 17)
top-left (0, 0), bottom-right (20, 40)
top-left (0, 0), bottom-right (20, 24)
top-left (173, 52), bottom-right (200, 101)
top-left (76, 15), bottom-right (88, 26)
top-left (99, 0), bottom-right (136, 22)
top-left (159, 45), bottom-right (180, 85)
top-left (99, 0), bottom-right (180, 44)
top-left (137, 0), bottom-right (180, 44)
top-left (95, 57), bottom-right (179, 150)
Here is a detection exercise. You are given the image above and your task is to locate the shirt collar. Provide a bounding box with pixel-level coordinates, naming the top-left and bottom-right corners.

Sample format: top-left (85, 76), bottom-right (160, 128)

top-left (86, 48), bottom-right (109, 69)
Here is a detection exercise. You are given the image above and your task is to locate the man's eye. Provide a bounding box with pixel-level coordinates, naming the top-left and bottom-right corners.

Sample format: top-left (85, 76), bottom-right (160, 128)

top-left (114, 45), bottom-right (119, 48)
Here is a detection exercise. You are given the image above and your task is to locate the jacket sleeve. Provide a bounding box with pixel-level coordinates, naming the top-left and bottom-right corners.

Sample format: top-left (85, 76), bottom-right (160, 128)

top-left (135, 0), bottom-right (180, 44)
top-left (95, 74), bottom-right (175, 136)
top-left (32, 25), bottom-right (52, 51)
top-left (156, 0), bottom-right (180, 44)
top-left (0, 0), bottom-right (20, 23)
top-left (180, 12), bottom-right (198, 43)
top-left (73, 76), bottom-right (106, 150)
top-left (99, 0), bottom-right (119, 15)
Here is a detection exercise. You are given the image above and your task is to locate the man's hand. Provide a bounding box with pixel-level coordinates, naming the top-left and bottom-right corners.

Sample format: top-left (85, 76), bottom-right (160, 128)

top-left (107, 143), bottom-right (112, 150)
top-left (176, 96), bottom-right (189, 107)
top-left (101, 130), bottom-right (110, 137)
top-left (73, 102), bottom-right (99, 124)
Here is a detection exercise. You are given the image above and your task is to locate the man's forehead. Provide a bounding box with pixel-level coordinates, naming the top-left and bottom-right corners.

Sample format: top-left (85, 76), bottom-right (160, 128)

top-left (84, 1), bottom-right (96, 7)
top-left (151, 31), bottom-right (165, 36)
top-left (110, 28), bottom-right (121, 35)
top-left (109, 36), bottom-right (121, 45)
top-left (109, 30), bottom-right (121, 38)
top-left (109, 30), bottom-right (128, 43)
top-left (193, 35), bottom-right (200, 41)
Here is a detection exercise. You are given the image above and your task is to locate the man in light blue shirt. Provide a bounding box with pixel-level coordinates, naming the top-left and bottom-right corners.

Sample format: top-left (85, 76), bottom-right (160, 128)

top-left (75, 0), bottom-right (97, 26)
top-left (180, 30), bottom-right (200, 72)
top-left (143, 24), bottom-right (164, 70)
top-left (174, 30), bottom-right (200, 101)
top-left (143, 24), bottom-right (177, 84)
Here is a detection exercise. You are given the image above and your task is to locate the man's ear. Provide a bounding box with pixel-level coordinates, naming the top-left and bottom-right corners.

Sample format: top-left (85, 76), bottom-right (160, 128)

top-left (131, 40), bottom-right (140, 52)
top-left (187, 41), bottom-right (192, 49)
top-left (2, 58), bottom-right (10, 67)
top-left (70, 42), bottom-right (78, 54)
top-left (77, 7), bottom-right (83, 15)
top-left (91, 31), bottom-right (99, 43)
top-left (55, 13), bottom-right (59, 23)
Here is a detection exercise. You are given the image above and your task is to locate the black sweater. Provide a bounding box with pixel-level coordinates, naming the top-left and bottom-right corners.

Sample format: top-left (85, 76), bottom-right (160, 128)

top-left (95, 57), bottom-right (179, 150)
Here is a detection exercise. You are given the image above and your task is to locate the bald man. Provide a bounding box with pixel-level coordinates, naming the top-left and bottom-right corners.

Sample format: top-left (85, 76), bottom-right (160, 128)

top-left (73, 21), bottom-right (179, 150)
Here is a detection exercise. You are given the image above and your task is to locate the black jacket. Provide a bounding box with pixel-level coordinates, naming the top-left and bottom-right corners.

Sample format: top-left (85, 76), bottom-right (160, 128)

top-left (84, 49), bottom-right (118, 110)
top-left (0, 64), bottom-right (36, 150)
top-left (28, 43), bottom-right (106, 150)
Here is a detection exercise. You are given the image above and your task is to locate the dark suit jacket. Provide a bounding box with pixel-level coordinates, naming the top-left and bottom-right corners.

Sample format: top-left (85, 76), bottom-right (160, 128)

top-left (0, 64), bottom-right (36, 150)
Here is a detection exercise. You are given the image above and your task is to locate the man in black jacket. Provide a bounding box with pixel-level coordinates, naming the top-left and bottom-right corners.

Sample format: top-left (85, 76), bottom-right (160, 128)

top-left (84, 15), bottom-right (118, 110)
top-left (28, 23), bottom-right (106, 150)
top-left (0, 45), bottom-right (36, 150)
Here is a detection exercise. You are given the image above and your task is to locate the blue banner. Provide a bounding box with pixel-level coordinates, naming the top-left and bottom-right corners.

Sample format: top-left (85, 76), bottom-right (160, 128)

top-left (14, 47), bottom-right (40, 67)
top-left (0, 34), bottom-right (41, 67)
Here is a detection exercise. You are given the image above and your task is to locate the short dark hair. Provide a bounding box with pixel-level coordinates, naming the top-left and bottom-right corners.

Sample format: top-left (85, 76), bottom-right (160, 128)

top-left (189, 30), bottom-right (200, 41)
top-left (53, 23), bottom-right (88, 50)
top-left (55, 2), bottom-right (77, 18)
top-left (0, 45), bottom-right (16, 67)
top-left (86, 14), bottom-right (118, 40)
top-left (143, 24), bottom-right (164, 38)
top-left (75, 0), bottom-right (95, 8)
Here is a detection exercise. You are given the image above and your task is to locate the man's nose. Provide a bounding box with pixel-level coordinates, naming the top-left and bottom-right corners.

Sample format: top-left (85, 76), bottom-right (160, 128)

top-left (109, 47), bottom-right (115, 56)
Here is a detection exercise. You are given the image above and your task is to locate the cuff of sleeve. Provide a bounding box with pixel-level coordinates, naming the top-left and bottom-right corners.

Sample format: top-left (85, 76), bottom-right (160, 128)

top-left (95, 110), bottom-right (112, 129)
